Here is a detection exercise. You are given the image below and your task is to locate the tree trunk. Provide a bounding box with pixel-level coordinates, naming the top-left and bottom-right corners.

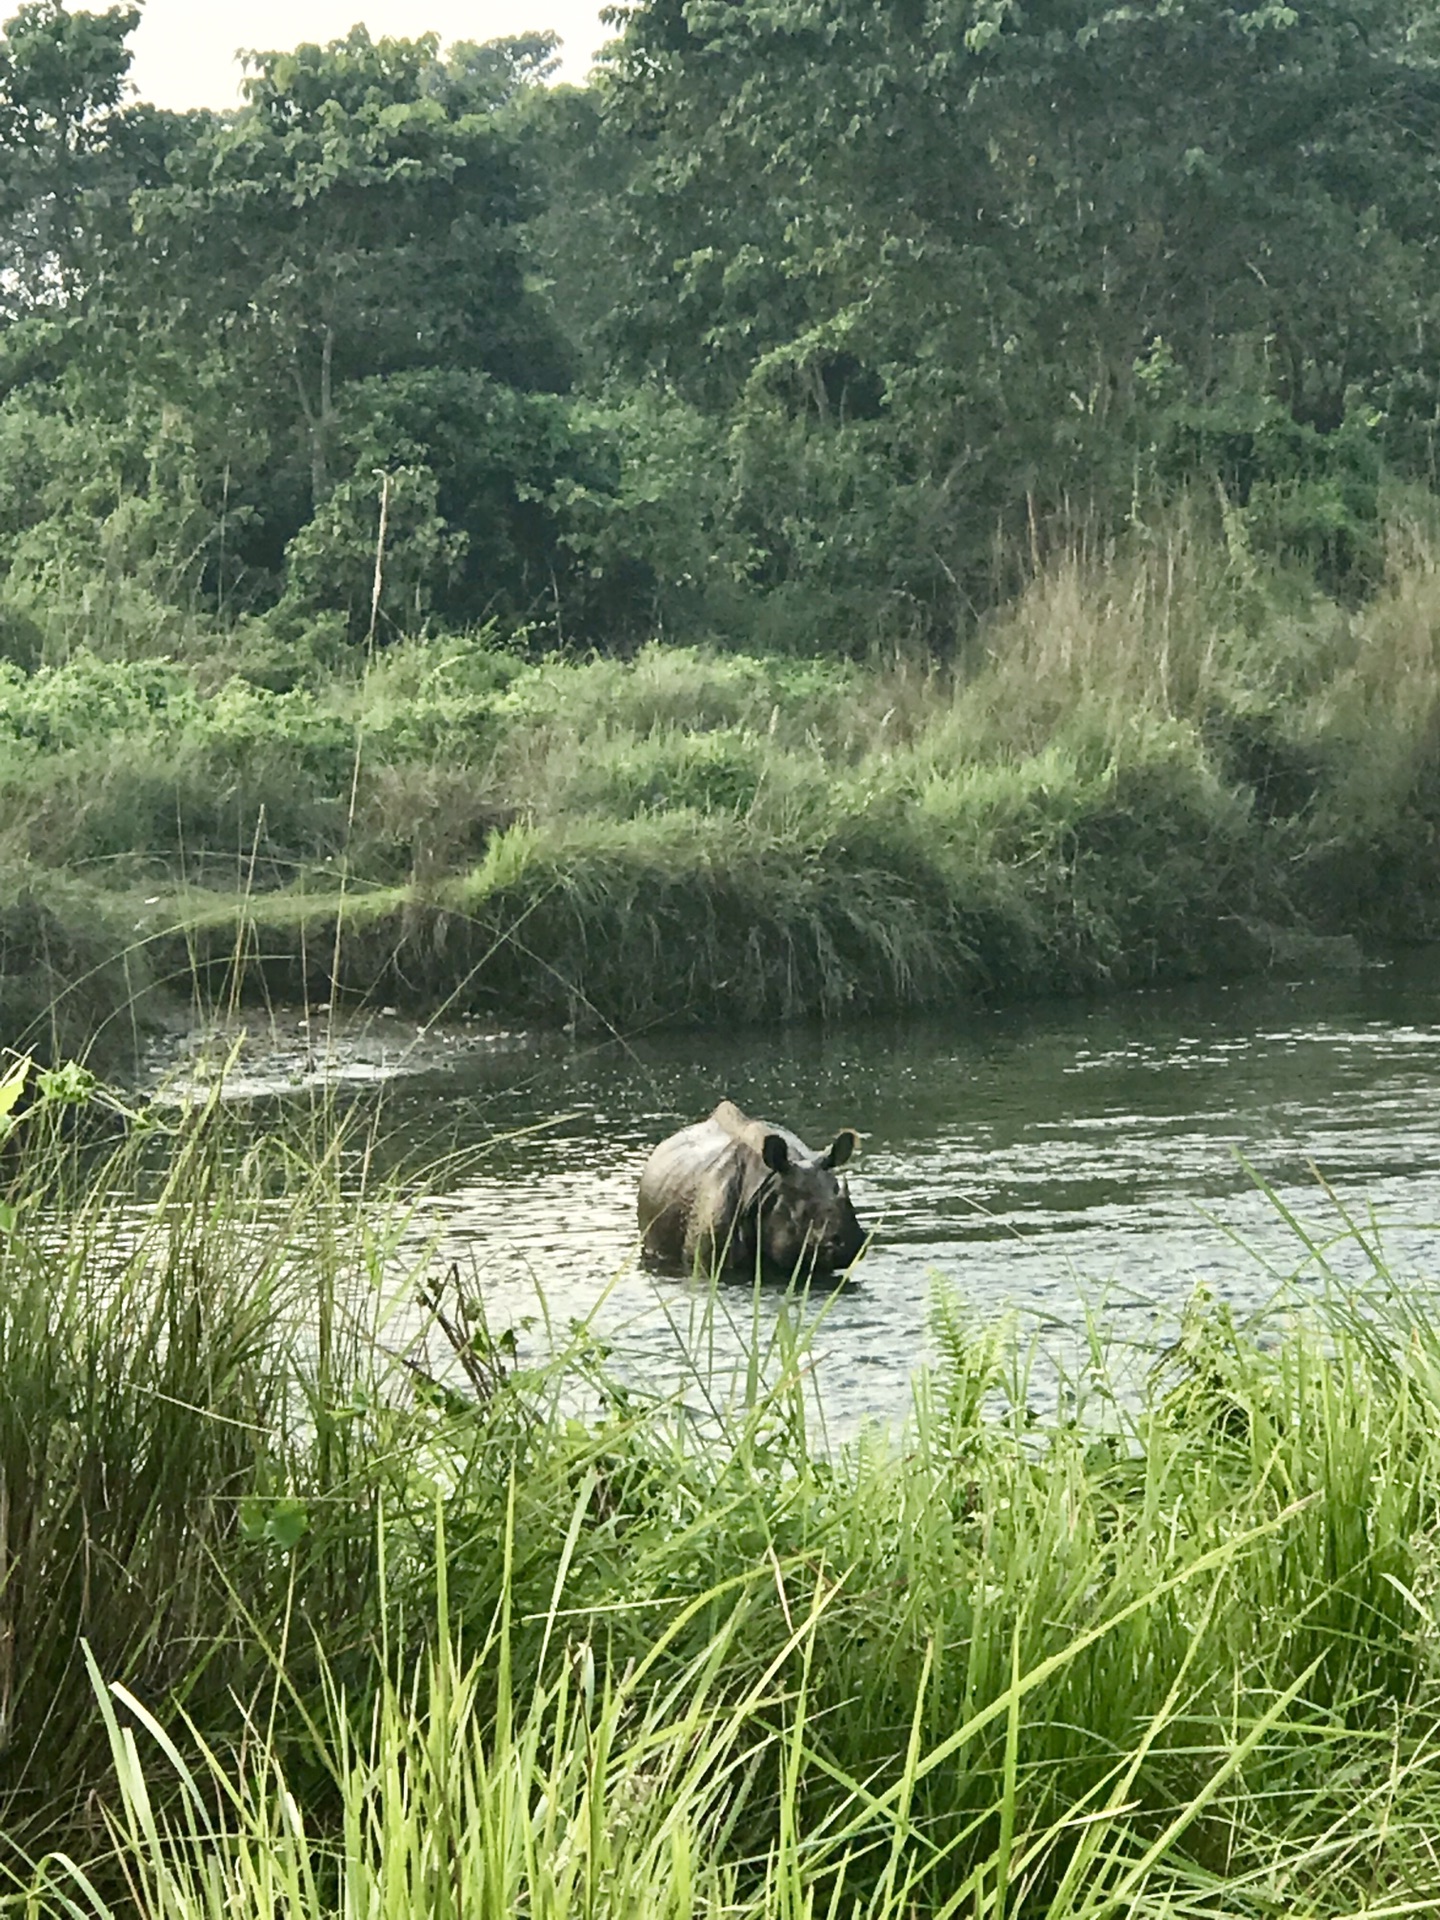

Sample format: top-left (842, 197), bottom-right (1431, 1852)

top-left (291, 325), bottom-right (337, 509)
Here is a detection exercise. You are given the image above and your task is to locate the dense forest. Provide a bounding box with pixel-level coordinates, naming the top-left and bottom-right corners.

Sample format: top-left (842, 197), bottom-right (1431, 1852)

top-left (12, 15), bottom-right (1440, 1911)
top-left (6, 0), bottom-right (1437, 650)
top-left (6, 0), bottom-right (1440, 1050)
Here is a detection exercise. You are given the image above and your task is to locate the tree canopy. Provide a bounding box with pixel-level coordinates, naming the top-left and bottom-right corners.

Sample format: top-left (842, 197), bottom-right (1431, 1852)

top-left (2, 0), bottom-right (1439, 659)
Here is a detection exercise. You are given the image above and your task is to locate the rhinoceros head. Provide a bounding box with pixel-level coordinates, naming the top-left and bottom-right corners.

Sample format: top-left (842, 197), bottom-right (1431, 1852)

top-left (755, 1125), bottom-right (864, 1276)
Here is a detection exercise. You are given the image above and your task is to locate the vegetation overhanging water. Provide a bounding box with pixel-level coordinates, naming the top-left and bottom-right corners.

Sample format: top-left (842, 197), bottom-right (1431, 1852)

top-left (7, 0), bottom-right (1440, 1906)
top-left (1, 1059), bottom-right (1440, 1914)
top-left (11, 511), bottom-right (1440, 1067)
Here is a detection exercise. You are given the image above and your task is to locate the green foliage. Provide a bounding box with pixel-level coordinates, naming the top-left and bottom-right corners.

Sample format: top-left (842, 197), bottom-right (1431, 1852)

top-left (10, 5), bottom-right (1440, 1037)
top-left (1144, 393), bottom-right (1387, 595)
top-left (131, 26), bottom-right (566, 411)
top-left (14, 516), bottom-right (1440, 1036)
top-left (0, 1097), bottom-right (406, 1867)
top-left (6, 1099), bottom-right (1440, 1910)
top-left (554, 0), bottom-right (1440, 628)
top-left (0, 860), bottom-right (153, 1066)
top-left (8, 0), bottom-right (1440, 651)
top-left (0, 0), bottom-right (146, 325)
top-left (0, 17), bottom-right (629, 650)
top-left (0, 652), bottom-right (194, 750)
top-left (276, 373), bottom-right (627, 639)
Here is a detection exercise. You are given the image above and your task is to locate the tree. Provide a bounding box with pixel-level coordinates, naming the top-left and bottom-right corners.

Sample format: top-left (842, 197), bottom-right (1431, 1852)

top-left (575, 0), bottom-right (1440, 626)
top-left (132, 27), bottom-right (570, 516)
top-left (0, 0), bottom-right (136, 323)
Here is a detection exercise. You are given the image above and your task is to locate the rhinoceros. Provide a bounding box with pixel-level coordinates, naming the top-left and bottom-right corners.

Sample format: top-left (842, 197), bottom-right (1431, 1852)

top-left (638, 1099), bottom-right (866, 1277)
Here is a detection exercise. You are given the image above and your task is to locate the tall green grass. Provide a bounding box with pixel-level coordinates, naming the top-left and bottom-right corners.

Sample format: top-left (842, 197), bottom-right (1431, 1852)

top-left (11, 499), bottom-right (1440, 1046)
top-left (6, 1072), bottom-right (1440, 1911)
top-left (0, 1067), bottom-right (402, 1869)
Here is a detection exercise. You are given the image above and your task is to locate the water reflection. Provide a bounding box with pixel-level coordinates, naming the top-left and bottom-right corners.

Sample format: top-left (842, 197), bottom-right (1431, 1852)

top-left (145, 953), bottom-right (1440, 1430)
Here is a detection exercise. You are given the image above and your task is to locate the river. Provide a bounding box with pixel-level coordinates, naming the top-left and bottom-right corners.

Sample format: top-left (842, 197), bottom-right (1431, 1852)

top-left (151, 950), bottom-right (1440, 1429)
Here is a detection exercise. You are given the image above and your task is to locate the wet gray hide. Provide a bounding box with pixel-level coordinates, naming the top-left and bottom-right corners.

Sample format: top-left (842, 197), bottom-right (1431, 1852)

top-left (637, 1098), bottom-right (866, 1277)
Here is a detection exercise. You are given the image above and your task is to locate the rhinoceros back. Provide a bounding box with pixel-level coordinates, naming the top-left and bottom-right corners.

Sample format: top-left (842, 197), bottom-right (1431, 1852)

top-left (637, 1111), bottom-right (756, 1267)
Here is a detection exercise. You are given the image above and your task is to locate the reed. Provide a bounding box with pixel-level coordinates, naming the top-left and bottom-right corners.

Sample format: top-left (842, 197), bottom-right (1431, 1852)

top-left (0, 1071), bottom-right (407, 1871)
top-left (10, 507), bottom-right (1440, 1045)
top-left (6, 1070), bottom-right (1440, 1912)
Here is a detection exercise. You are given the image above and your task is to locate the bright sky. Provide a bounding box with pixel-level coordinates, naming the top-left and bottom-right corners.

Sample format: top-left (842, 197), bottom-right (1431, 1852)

top-left (129, 1), bottom-right (614, 109)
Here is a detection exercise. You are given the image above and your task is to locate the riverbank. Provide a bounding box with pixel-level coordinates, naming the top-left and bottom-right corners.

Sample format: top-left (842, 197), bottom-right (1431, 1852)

top-left (6, 509), bottom-right (1440, 1062)
top-left (5, 1072), bottom-right (1440, 1914)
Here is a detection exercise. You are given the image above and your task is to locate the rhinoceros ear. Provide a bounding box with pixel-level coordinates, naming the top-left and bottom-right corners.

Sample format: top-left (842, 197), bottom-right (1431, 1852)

top-left (762, 1133), bottom-right (791, 1173)
top-left (825, 1129), bottom-right (859, 1170)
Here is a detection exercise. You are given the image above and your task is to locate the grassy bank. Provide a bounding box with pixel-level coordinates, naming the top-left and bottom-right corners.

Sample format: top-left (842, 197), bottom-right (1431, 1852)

top-left (6, 502), bottom-right (1440, 1056)
top-left (3, 1070), bottom-right (1440, 1911)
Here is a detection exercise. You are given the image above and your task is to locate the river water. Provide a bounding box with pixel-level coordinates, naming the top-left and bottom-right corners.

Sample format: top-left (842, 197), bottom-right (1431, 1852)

top-left (153, 950), bottom-right (1440, 1430)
